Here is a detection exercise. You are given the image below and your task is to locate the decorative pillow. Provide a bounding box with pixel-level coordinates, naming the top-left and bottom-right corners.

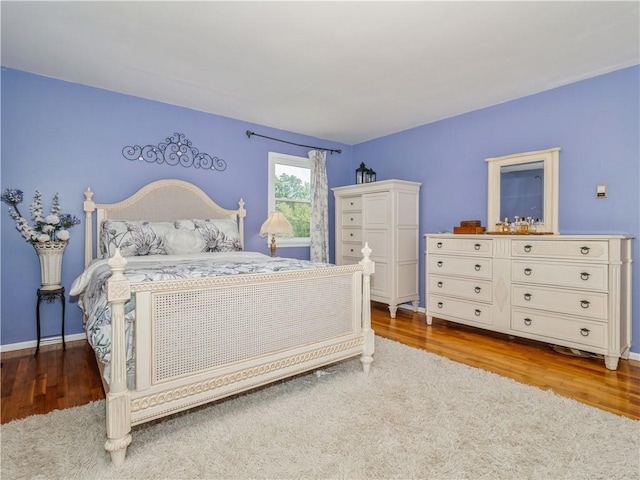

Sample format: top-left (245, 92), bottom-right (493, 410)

top-left (99, 218), bottom-right (242, 258)
top-left (99, 220), bottom-right (174, 258)
top-left (164, 229), bottom-right (206, 255)
top-left (177, 219), bottom-right (242, 252)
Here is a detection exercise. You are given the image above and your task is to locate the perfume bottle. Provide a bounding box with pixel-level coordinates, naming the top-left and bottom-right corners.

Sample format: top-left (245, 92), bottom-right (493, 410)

top-left (518, 215), bottom-right (528, 234)
top-left (528, 217), bottom-right (537, 233)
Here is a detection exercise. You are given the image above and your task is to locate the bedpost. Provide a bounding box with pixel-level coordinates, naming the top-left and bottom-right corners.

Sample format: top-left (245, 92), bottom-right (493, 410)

top-left (105, 249), bottom-right (132, 466)
top-left (359, 242), bottom-right (375, 374)
top-left (237, 198), bottom-right (246, 249)
top-left (83, 188), bottom-right (95, 268)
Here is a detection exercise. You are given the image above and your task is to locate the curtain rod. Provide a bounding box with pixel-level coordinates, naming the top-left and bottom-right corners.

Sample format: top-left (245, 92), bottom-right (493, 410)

top-left (245, 130), bottom-right (342, 154)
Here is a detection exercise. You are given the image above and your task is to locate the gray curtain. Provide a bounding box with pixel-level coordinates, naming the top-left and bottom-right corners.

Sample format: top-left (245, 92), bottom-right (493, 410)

top-left (308, 150), bottom-right (329, 263)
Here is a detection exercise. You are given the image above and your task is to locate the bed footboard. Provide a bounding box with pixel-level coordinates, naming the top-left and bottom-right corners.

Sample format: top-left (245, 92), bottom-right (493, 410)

top-left (104, 245), bottom-right (374, 466)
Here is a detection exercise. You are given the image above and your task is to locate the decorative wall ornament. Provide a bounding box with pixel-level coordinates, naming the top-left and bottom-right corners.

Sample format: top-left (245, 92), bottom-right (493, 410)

top-left (123, 133), bottom-right (227, 172)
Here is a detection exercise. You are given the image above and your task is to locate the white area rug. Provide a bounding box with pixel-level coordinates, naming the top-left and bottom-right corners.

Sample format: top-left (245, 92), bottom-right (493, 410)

top-left (1, 337), bottom-right (638, 479)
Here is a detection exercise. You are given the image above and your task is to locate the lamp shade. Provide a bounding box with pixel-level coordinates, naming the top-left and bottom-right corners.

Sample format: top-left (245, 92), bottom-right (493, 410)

top-left (259, 212), bottom-right (293, 237)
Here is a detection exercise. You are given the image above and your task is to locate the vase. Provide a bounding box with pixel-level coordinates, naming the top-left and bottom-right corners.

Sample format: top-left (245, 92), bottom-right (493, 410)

top-left (33, 241), bottom-right (67, 290)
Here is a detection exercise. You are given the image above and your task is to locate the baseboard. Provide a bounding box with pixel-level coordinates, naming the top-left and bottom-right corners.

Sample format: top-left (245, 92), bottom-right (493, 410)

top-left (398, 303), bottom-right (426, 313)
top-left (395, 305), bottom-right (640, 362)
top-left (0, 333), bottom-right (86, 353)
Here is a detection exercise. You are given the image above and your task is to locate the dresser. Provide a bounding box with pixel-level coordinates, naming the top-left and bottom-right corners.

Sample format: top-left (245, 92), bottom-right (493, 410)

top-left (425, 234), bottom-right (632, 370)
top-left (333, 180), bottom-right (421, 317)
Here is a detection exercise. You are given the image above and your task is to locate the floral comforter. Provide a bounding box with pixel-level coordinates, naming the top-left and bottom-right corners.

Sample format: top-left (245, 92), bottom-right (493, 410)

top-left (70, 252), bottom-right (332, 387)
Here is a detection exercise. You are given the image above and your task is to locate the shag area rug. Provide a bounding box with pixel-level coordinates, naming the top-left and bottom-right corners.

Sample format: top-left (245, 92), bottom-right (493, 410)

top-left (1, 337), bottom-right (638, 479)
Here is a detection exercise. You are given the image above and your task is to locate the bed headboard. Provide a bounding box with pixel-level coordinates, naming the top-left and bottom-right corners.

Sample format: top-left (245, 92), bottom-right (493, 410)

top-left (83, 179), bottom-right (246, 266)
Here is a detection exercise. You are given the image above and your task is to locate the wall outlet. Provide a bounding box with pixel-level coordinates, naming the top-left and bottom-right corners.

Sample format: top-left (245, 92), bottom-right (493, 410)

top-left (596, 184), bottom-right (607, 198)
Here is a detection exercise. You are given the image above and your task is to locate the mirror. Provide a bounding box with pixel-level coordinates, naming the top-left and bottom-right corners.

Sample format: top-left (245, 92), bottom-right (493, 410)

top-left (486, 147), bottom-right (560, 233)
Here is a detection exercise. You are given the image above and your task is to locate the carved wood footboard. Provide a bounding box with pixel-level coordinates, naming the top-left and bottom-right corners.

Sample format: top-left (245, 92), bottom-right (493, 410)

top-left (104, 245), bottom-right (374, 466)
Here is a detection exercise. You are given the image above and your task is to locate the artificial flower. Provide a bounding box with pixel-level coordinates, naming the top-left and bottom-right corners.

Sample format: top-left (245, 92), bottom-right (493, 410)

top-left (1, 188), bottom-right (80, 243)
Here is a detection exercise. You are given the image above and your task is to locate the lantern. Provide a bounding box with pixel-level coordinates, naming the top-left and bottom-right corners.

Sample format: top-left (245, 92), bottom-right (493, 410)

top-left (365, 168), bottom-right (377, 183)
top-left (355, 162), bottom-right (367, 184)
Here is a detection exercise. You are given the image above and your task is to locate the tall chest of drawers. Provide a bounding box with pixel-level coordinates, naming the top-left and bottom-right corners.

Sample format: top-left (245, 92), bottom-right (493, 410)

top-left (425, 234), bottom-right (633, 370)
top-left (333, 180), bottom-right (421, 318)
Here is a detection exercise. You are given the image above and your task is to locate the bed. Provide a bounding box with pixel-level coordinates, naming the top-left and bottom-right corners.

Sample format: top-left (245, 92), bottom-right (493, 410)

top-left (71, 179), bottom-right (375, 466)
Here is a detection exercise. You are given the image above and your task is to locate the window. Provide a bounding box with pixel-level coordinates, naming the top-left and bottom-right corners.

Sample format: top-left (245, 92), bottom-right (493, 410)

top-left (268, 152), bottom-right (311, 247)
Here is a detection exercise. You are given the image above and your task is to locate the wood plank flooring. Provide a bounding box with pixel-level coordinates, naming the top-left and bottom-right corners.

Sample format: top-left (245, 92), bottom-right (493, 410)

top-left (2, 302), bottom-right (638, 424)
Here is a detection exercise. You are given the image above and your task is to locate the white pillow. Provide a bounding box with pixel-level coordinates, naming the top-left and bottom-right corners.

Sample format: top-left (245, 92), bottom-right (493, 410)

top-left (163, 230), bottom-right (206, 255)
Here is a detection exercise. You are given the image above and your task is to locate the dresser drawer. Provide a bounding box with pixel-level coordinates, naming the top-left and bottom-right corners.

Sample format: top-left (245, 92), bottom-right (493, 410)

top-left (427, 237), bottom-right (492, 255)
top-left (428, 274), bottom-right (492, 302)
top-left (511, 285), bottom-right (608, 320)
top-left (511, 308), bottom-right (606, 349)
top-left (512, 260), bottom-right (608, 291)
top-left (340, 212), bottom-right (362, 227)
top-left (341, 228), bottom-right (362, 242)
top-left (339, 242), bottom-right (362, 259)
top-left (512, 240), bottom-right (609, 261)
top-left (428, 255), bottom-right (492, 279)
top-left (428, 294), bottom-right (492, 326)
top-left (339, 196), bottom-right (362, 211)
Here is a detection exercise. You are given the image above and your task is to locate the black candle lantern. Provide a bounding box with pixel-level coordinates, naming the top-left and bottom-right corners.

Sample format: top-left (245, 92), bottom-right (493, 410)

top-left (355, 162), bottom-right (367, 184)
top-left (365, 168), bottom-right (376, 183)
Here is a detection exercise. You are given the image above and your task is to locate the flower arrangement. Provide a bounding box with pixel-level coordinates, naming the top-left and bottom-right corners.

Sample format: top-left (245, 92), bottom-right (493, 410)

top-left (1, 188), bottom-right (80, 243)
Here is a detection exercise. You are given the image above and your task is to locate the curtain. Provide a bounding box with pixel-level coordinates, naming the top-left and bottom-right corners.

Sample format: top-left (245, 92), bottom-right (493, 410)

top-left (309, 149), bottom-right (329, 263)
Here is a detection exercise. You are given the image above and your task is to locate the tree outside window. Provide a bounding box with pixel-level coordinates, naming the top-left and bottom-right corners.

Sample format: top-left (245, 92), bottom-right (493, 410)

top-left (275, 169), bottom-right (310, 238)
top-left (268, 152), bottom-right (311, 246)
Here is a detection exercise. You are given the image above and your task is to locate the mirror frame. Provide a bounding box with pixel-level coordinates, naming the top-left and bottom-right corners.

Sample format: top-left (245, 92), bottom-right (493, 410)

top-left (485, 147), bottom-right (560, 234)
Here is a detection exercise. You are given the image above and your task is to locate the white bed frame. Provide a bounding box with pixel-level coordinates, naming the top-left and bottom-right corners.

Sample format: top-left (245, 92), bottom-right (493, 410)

top-left (81, 179), bottom-right (375, 466)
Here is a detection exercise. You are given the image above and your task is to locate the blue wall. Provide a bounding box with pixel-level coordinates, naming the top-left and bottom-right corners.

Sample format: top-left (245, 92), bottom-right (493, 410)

top-left (0, 67), bottom-right (353, 346)
top-left (354, 65), bottom-right (639, 354)
top-left (2, 65), bottom-right (639, 355)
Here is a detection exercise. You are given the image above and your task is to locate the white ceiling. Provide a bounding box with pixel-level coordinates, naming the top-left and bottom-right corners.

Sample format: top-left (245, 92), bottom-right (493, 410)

top-left (2, 1), bottom-right (639, 145)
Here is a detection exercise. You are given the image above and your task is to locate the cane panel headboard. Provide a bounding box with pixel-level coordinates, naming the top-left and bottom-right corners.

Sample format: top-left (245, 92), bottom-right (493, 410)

top-left (83, 179), bottom-right (246, 266)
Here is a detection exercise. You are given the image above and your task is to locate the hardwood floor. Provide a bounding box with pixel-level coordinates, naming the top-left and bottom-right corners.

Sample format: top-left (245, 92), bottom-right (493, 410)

top-left (1, 340), bottom-right (105, 424)
top-left (2, 302), bottom-right (639, 424)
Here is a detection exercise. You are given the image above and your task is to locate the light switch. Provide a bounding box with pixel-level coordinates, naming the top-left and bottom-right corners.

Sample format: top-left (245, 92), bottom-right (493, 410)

top-left (596, 184), bottom-right (607, 198)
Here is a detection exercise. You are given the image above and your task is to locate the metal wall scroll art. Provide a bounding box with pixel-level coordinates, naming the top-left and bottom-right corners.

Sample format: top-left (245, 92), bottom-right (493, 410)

top-left (122, 133), bottom-right (227, 172)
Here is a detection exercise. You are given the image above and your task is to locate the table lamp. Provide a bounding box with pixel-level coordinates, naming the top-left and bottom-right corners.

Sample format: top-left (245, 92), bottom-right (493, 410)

top-left (259, 211), bottom-right (293, 257)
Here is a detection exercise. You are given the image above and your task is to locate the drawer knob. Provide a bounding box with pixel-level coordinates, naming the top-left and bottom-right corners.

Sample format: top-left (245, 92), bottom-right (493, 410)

top-left (524, 318), bottom-right (532, 326)
top-left (437, 281), bottom-right (443, 288)
top-left (436, 242), bottom-right (443, 248)
top-left (524, 244), bottom-right (532, 252)
top-left (350, 233), bottom-right (354, 237)
top-left (350, 201), bottom-right (354, 206)
top-left (350, 248), bottom-right (354, 253)
top-left (580, 328), bottom-right (590, 337)
top-left (474, 243), bottom-right (481, 250)
top-left (474, 309), bottom-right (481, 316)
top-left (350, 217), bottom-right (354, 221)
top-left (474, 286), bottom-right (481, 293)
top-left (524, 293), bottom-right (532, 301)
top-left (580, 300), bottom-right (591, 309)
top-left (474, 264), bottom-right (481, 271)
top-left (524, 268), bottom-right (532, 276)
top-left (437, 261), bottom-right (443, 267)
top-left (437, 302), bottom-right (443, 308)
top-left (580, 272), bottom-right (590, 281)
top-left (580, 246), bottom-right (590, 255)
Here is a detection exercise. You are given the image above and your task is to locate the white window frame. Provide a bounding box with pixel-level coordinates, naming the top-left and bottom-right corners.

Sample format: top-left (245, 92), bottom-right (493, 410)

top-left (267, 152), bottom-right (312, 247)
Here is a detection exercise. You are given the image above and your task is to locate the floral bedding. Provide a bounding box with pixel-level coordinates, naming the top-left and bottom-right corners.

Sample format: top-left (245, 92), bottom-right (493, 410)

top-left (70, 252), bottom-right (332, 387)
